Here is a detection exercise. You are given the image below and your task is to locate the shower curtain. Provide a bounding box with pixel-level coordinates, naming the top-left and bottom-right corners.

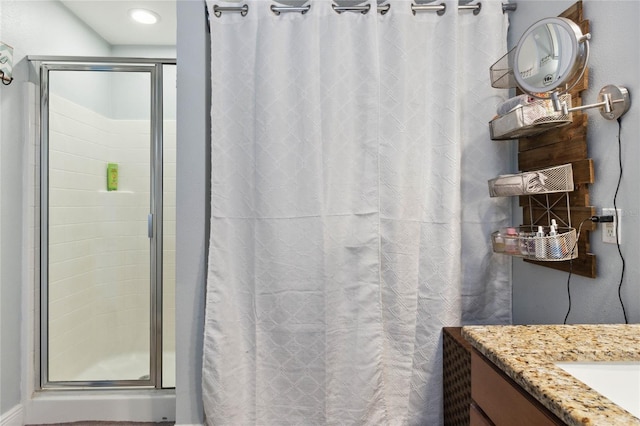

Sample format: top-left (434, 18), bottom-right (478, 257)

top-left (203, 0), bottom-right (511, 424)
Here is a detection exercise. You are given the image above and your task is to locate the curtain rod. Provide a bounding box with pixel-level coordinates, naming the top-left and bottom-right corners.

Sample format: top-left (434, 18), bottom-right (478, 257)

top-left (211, 2), bottom-right (517, 18)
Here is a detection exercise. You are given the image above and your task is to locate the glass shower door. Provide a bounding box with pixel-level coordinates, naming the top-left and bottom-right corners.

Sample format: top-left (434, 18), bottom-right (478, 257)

top-left (41, 63), bottom-right (164, 386)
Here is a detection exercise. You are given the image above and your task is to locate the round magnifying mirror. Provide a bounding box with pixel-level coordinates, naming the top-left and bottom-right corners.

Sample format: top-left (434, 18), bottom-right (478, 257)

top-left (514, 17), bottom-right (589, 98)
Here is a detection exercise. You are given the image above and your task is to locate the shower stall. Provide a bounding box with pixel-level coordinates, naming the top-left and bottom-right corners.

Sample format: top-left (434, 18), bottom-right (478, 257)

top-left (30, 57), bottom-right (176, 391)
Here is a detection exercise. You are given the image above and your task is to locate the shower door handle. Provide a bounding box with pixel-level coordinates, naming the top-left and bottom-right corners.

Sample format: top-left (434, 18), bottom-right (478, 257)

top-left (148, 214), bottom-right (153, 238)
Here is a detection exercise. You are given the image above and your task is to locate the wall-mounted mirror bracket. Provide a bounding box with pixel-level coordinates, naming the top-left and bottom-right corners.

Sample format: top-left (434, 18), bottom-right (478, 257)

top-left (552, 84), bottom-right (630, 120)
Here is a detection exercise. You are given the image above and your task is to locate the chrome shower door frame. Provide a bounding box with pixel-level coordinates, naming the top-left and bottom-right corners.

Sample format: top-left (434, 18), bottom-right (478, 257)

top-left (35, 57), bottom-right (171, 389)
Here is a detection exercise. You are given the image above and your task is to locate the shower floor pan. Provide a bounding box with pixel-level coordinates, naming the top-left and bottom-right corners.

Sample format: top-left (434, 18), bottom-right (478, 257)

top-left (73, 351), bottom-right (175, 386)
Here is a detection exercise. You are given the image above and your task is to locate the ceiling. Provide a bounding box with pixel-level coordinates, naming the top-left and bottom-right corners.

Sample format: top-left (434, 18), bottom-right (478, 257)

top-left (60, 0), bottom-right (177, 46)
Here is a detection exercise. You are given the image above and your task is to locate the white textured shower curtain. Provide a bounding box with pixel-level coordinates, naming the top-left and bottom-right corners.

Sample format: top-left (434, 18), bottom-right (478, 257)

top-left (203, 0), bottom-right (511, 424)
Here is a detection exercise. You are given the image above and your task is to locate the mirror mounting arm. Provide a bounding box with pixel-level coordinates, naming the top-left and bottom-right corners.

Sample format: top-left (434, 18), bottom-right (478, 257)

top-left (552, 85), bottom-right (630, 121)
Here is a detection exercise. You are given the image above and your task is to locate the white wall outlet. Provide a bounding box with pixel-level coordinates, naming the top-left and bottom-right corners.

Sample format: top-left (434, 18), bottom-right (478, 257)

top-left (602, 208), bottom-right (621, 244)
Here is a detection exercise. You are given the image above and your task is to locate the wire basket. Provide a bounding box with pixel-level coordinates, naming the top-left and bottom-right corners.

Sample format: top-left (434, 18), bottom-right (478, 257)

top-left (488, 164), bottom-right (574, 197)
top-left (489, 48), bottom-right (516, 89)
top-left (489, 94), bottom-right (572, 140)
top-left (491, 226), bottom-right (577, 261)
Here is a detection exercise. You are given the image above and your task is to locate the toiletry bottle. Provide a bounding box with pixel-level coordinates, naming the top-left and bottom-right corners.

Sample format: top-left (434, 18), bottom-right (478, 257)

top-left (551, 219), bottom-right (568, 252)
top-left (518, 231), bottom-right (529, 256)
top-left (107, 163), bottom-right (118, 191)
top-left (527, 232), bottom-right (536, 256)
top-left (493, 232), bottom-right (505, 253)
top-left (548, 220), bottom-right (562, 259)
top-left (535, 226), bottom-right (546, 259)
top-left (554, 220), bottom-right (569, 256)
top-left (505, 227), bottom-right (519, 254)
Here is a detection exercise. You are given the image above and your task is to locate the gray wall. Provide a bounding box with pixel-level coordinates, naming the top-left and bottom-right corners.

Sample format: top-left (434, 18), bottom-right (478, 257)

top-left (510, 0), bottom-right (640, 325)
top-left (111, 46), bottom-right (177, 121)
top-left (0, 0), bottom-right (110, 415)
top-left (175, 0), bottom-right (208, 423)
top-left (49, 47), bottom-right (177, 121)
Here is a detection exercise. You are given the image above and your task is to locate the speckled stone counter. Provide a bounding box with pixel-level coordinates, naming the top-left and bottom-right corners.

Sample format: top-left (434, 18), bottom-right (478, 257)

top-left (462, 324), bottom-right (640, 426)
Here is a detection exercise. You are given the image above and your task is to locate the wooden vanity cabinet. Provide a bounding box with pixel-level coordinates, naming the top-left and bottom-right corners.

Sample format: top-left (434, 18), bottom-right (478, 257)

top-left (470, 349), bottom-right (565, 426)
top-left (470, 401), bottom-right (494, 426)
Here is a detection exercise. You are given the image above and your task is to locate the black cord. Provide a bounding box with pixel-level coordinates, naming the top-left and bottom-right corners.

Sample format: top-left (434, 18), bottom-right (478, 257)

top-left (614, 117), bottom-right (628, 324)
top-left (563, 218), bottom-right (590, 324)
top-left (564, 119), bottom-right (628, 324)
top-left (563, 254), bottom-right (573, 324)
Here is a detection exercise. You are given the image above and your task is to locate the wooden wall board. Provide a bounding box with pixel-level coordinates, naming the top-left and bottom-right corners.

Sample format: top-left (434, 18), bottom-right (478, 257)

top-left (525, 253), bottom-right (596, 278)
top-left (563, 1), bottom-right (584, 22)
top-left (570, 159), bottom-right (595, 184)
top-left (518, 186), bottom-right (588, 207)
top-left (523, 206), bottom-right (597, 232)
top-left (518, 139), bottom-right (588, 171)
top-left (518, 114), bottom-right (588, 152)
top-left (516, 1), bottom-right (596, 278)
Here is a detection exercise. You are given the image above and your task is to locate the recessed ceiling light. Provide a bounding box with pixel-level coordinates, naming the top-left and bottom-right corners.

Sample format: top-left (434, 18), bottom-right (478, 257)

top-left (129, 8), bottom-right (160, 25)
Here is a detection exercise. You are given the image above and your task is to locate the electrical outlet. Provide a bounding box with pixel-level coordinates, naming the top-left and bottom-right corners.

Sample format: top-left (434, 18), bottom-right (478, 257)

top-left (602, 208), bottom-right (621, 244)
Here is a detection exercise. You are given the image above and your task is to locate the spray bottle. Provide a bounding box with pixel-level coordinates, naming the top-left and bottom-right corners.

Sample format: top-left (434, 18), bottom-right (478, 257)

top-left (548, 219), bottom-right (562, 259)
top-left (535, 225), bottom-right (547, 259)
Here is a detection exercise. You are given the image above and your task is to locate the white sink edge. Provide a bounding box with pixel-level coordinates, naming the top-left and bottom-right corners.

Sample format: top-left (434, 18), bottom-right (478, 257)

top-left (554, 361), bottom-right (640, 419)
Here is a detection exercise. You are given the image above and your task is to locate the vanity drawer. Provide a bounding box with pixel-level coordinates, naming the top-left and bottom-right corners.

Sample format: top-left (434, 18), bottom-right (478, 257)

top-left (470, 401), bottom-right (494, 426)
top-left (470, 350), bottom-right (564, 426)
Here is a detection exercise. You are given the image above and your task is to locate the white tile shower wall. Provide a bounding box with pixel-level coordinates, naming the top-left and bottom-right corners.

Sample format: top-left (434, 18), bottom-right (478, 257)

top-left (48, 94), bottom-right (110, 380)
top-left (98, 119), bottom-right (151, 366)
top-left (46, 94), bottom-right (178, 381)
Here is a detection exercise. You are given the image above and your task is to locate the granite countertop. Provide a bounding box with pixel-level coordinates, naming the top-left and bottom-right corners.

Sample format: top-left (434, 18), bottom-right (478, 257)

top-left (462, 324), bottom-right (640, 426)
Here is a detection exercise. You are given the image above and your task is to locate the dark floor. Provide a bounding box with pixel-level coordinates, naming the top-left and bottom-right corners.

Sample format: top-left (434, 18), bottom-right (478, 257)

top-left (28, 423), bottom-right (175, 426)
